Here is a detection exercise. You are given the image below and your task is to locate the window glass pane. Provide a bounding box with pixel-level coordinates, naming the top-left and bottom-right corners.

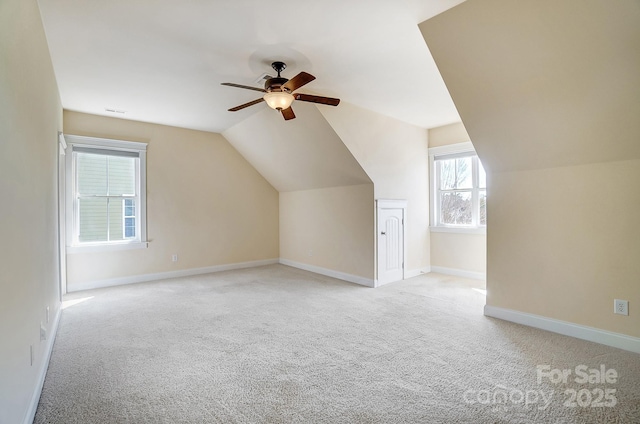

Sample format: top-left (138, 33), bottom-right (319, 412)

top-left (479, 161), bottom-right (486, 189)
top-left (78, 197), bottom-right (108, 242)
top-left (479, 190), bottom-right (487, 225)
top-left (124, 198), bottom-right (135, 217)
top-left (108, 156), bottom-right (136, 196)
top-left (108, 198), bottom-right (124, 241)
top-left (439, 159), bottom-right (456, 190)
top-left (440, 191), bottom-right (472, 225)
top-left (124, 218), bottom-right (136, 238)
top-left (125, 227), bottom-right (135, 238)
top-left (439, 157), bottom-right (472, 190)
top-left (456, 157), bottom-right (473, 189)
top-left (77, 153), bottom-right (107, 195)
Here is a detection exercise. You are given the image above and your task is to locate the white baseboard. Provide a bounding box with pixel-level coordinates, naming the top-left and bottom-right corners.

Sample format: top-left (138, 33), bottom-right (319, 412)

top-left (279, 258), bottom-right (374, 288)
top-left (24, 305), bottom-right (62, 424)
top-left (404, 267), bottom-right (431, 280)
top-left (374, 267), bottom-right (431, 288)
top-left (67, 258), bottom-right (280, 292)
top-left (430, 265), bottom-right (485, 281)
top-left (484, 305), bottom-right (640, 354)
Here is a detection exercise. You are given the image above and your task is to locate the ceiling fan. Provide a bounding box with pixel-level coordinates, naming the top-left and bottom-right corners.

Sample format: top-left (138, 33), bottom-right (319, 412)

top-left (221, 61), bottom-right (340, 121)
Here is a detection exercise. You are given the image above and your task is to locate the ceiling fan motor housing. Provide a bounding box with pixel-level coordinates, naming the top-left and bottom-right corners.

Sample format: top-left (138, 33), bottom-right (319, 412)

top-left (264, 77), bottom-right (288, 92)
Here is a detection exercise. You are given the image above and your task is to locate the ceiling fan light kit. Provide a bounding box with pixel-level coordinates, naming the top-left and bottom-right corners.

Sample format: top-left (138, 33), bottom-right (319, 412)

top-left (263, 91), bottom-right (294, 110)
top-left (222, 61), bottom-right (340, 121)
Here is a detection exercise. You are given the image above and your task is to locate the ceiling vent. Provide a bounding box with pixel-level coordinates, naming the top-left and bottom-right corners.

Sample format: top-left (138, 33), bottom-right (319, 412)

top-left (254, 73), bottom-right (273, 85)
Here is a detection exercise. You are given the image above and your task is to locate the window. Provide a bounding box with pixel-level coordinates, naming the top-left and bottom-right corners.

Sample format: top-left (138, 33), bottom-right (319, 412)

top-left (429, 142), bottom-right (486, 233)
top-left (65, 135), bottom-right (147, 252)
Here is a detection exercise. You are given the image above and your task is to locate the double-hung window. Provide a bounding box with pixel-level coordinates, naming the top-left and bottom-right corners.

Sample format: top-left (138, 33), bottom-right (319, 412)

top-left (65, 135), bottom-right (147, 252)
top-left (429, 142), bottom-right (486, 233)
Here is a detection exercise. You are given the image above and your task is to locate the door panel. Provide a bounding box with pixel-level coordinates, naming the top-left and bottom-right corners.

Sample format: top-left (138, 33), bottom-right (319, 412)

top-left (378, 207), bottom-right (404, 284)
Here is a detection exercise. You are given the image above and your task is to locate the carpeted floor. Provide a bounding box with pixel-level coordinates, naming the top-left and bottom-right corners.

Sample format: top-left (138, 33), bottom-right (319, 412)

top-left (35, 264), bottom-right (639, 423)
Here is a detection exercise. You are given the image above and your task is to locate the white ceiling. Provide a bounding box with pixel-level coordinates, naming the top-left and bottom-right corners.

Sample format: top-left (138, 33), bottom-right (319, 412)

top-left (38, 0), bottom-right (464, 133)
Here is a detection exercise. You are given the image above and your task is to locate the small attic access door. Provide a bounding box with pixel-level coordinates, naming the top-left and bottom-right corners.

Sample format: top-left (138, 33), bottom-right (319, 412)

top-left (376, 199), bottom-right (407, 286)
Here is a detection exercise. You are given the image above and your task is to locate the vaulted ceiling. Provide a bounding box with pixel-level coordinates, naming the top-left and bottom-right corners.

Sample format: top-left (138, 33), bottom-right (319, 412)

top-left (223, 102), bottom-right (371, 192)
top-left (420, 0), bottom-right (640, 173)
top-left (37, 0), bottom-right (464, 134)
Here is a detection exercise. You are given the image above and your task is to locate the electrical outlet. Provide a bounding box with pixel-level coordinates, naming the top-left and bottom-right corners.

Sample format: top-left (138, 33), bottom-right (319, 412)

top-left (40, 323), bottom-right (47, 341)
top-left (171, 254), bottom-right (178, 262)
top-left (46, 306), bottom-right (50, 323)
top-left (614, 299), bottom-right (628, 316)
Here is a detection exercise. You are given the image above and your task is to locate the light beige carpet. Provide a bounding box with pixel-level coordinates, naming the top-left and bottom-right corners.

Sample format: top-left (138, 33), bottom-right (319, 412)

top-left (35, 265), bottom-right (639, 423)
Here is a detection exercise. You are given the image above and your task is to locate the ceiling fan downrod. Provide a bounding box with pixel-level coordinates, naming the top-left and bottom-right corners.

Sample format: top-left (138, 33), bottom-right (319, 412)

top-left (271, 61), bottom-right (286, 78)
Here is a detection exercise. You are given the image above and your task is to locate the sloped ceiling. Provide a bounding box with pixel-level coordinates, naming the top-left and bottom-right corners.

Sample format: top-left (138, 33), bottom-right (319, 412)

top-left (419, 0), bottom-right (640, 173)
top-left (37, 0), bottom-right (465, 133)
top-left (222, 101), bottom-right (371, 192)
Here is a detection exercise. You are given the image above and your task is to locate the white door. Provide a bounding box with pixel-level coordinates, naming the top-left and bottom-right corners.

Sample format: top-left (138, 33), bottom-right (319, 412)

top-left (377, 202), bottom-right (405, 285)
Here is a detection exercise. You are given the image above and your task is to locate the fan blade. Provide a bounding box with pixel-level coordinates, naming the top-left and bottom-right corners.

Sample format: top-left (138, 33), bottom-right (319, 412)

top-left (221, 82), bottom-right (266, 93)
top-left (281, 106), bottom-right (296, 120)
top-left (283, 72), bottom-right (315, 92)
top-left (228, 98), bottom-right (264, 112)
top-left (294, 93), bottom-right (340, 106)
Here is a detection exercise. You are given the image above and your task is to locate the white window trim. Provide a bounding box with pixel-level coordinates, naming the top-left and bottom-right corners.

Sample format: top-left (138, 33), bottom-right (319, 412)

top-left (65, 134), bottom-right (148, 254)
top-left (429, 225), bottom-right (486, 235)
top-left (429, 141), bottom-right (486, 235)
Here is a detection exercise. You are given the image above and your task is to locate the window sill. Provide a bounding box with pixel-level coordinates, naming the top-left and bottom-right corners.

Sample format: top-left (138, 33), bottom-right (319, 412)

top-left (430, 226), bottom-right (486, 235)
top-left (67, 241), bottom-right (148, 254)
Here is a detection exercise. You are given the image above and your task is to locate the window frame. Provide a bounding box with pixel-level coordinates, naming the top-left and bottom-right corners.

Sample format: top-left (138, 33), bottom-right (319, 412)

top-left (65, 134), bottom-right (148, 253)
top-left (429, 142), bottom-right (486, 234)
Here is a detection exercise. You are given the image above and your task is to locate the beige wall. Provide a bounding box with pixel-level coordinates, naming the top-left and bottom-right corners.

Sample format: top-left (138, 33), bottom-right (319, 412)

top-left (280, 184), bottom-right (375, 280)
top-left (490, 161), bottom-right (640, 338)
top-left (320, 103), bottom-right (431, 275)
top-left (428, 122), bottom-right (486, 276)
top-left (420, 0), bottom-right (640, 337)
top-left (430, 232), bottom-right (486, 275)
top-left (0, 0), bottom-right (63, 422)
top-left (64, 111), bottom-right (279, 289)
